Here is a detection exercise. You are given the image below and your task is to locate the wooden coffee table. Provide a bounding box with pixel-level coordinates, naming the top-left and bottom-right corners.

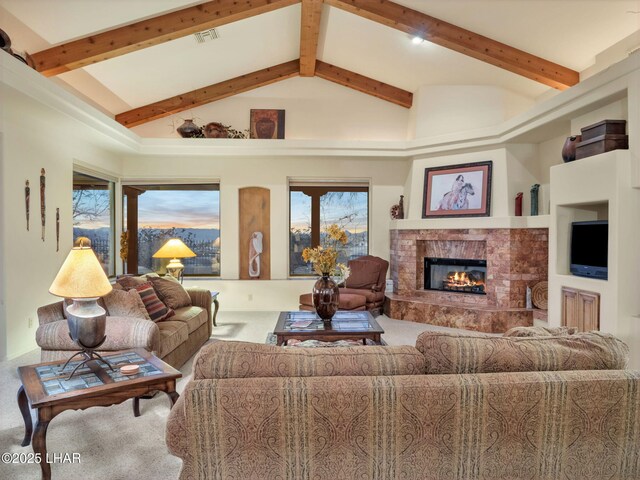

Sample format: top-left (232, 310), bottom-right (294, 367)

top-left (16, 349), bottom-right (181, 480)
top-left (274, 310), bottom-right (384, 346)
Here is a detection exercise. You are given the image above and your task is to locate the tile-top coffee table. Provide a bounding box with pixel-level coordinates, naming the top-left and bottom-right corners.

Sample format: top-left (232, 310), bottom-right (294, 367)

top-left (274, 310), bottom-right (384, 346)
top-left (16, 349), bottom-right (181, 480)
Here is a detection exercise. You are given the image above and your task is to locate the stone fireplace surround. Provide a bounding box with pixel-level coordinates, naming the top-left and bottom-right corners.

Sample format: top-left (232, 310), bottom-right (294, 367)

top-left (385, 228), bottom-right (548, 333)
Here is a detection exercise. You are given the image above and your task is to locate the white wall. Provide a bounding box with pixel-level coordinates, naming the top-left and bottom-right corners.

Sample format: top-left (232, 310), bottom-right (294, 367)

top-left (121, 154), bottom-right (409, 310)
top-left (131, 77), bottom-right (412, 141)
top-left (0, 84), bottom-right (123, 359)
top-left (409, 85), bottom-right (534, 139)
top-left (571, 99), bottom-right (628, 134)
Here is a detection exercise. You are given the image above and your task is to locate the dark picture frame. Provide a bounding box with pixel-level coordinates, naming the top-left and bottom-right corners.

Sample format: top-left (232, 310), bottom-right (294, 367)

top-left (422, 161), bottom-right (492, 218)
top-left (250, 109), bottom-right (285, 139)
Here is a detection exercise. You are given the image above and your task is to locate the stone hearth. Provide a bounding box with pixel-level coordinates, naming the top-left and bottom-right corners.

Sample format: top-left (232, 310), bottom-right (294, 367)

top-left (385, 228), bottom-right (548, 333)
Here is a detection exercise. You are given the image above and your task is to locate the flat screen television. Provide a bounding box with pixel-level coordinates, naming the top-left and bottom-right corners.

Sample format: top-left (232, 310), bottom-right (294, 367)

top-left (570, 220), bottom-right (608, 280)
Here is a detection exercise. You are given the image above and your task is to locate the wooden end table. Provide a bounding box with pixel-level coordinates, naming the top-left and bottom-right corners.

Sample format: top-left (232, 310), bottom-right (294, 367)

top-left (274, 310), bottom-right (384, 346)
top-left (16, 349), bottom-right (181, 480)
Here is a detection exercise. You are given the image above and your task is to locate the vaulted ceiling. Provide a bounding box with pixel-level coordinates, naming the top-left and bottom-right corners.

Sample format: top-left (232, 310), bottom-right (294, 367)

top-left (2, 0), bottom-right (639, 129)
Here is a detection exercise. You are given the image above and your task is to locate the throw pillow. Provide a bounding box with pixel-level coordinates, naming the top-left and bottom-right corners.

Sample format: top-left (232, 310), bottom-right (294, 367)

top-left (115, 275), bottom-right (148, 290)
top-left (504, 326), bottom-right (578, 337)
top-left (345, 259), bottom-right (382, 290)
top-left (134, 282), bottom-right (174, 322)
top-left (147, 276), bottom-right (192, 310)
top-left (415, 331), bottom-right (629, 375)
top-left (102, 289), bottom-right (151, 320)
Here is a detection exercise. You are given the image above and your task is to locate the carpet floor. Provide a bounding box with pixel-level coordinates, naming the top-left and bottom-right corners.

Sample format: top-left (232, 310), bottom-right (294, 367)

top-left (0, 312), bottom-right (464, 480)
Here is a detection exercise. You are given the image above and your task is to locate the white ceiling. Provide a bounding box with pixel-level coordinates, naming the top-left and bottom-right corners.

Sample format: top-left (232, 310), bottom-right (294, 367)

top-left (1, 0), bottom-right (639, 116)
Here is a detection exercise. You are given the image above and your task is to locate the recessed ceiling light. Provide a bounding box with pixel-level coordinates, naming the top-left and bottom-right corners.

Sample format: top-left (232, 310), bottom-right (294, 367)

top-left (412, 36), bottom-right (425, 45)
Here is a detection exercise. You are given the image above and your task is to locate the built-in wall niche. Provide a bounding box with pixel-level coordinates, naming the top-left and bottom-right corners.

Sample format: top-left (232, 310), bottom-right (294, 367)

top-left (555, 201), bottom-right (609, 276)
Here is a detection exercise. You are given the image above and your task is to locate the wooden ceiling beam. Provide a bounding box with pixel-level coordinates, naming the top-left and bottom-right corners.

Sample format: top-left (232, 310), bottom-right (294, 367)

top-left (315, 60), bottom-right (412, 108)
top-left (116, 60), bottom-right (300, 128)
top-left (31, 0), bottom-right (300, 77)
top-left (325, 0), bottom-right (579, 90)
top-left (299, 0), bottom-right (324, 77)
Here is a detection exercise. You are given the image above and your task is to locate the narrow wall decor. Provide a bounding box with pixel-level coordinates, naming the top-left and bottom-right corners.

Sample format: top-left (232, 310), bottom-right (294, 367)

top-left (239, 187), bottom-right (270, 280)
top-left (248, 232), bottom-right (263, 278)
top-left (25, 180), bottom-right (30, 230)
top-left (56, 208), bottom-right (60, 252)
top-left (40, 168), bottom-right (46, 241)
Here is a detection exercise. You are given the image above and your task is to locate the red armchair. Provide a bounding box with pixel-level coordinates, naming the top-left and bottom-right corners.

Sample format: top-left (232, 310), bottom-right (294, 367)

top-left (299, 255), bottom-right (389, 316)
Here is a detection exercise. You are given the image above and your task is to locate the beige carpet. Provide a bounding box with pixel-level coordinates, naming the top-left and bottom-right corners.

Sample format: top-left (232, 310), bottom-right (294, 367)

top-left (0, 312), bottom-right (463, 480)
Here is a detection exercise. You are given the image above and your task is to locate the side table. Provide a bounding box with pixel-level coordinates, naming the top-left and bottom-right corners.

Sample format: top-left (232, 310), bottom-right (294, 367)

top-left (17, 349), bottom-right (181, 480)
top-left (210, 290), bottom-right (219, 326)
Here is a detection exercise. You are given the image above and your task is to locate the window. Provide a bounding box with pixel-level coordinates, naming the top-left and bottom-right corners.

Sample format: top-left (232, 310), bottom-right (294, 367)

top-left (73, 172), bottom-right (115, 276)
top-left (289, 184), bottom-right (369, 275)
top-left (123, 184), bottom-right (220, 276)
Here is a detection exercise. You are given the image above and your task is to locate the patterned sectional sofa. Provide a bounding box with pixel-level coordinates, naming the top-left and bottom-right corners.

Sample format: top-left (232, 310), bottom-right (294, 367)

top-left (167, 329), bottom-right (640, 480)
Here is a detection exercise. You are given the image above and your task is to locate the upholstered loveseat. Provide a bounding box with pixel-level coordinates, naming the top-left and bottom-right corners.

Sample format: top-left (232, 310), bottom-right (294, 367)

top-left (36, 283), bottom-right (212, 369)
top-left (166, 330), bottom-right (639, 479)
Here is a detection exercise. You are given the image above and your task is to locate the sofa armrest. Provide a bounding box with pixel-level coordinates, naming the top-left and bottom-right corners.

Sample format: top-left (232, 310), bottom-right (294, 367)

top-left (166, 386), bottom-right (191, 461)
top-left (37, 302), bottom-right (66, 325)
top-left (186, 288), bottom-right (212, 334)
top-left (36, 317), bottom-right (160, 352)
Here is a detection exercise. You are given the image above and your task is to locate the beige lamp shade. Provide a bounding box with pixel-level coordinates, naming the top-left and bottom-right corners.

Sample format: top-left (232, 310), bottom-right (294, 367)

top-left (153, 238), bottom-right (196, 259)
top-left (49, 247), bottom-right (113, 298)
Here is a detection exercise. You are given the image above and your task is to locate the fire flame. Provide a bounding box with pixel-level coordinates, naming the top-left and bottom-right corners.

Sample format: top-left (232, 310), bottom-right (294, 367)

top-left (447, 271), bottom-right (484, 287)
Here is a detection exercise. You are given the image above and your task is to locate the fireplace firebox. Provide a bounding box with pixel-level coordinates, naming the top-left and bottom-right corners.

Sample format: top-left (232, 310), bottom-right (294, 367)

top-left (424, 257), bottom-right (487, 295)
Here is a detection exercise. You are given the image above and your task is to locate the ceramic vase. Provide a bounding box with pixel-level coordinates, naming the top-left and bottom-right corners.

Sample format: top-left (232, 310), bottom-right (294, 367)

top-left (177, 119), bottom-right (201, 138)
top-left (312, 274), bottom-right (339, 321)
top-left (562, 135), bottom-right (582, 162)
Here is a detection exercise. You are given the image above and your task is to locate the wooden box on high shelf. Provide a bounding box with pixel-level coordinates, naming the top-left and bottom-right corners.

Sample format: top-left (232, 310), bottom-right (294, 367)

top-left (575, 133), bottom-right (629, 159)
top-left (580, 119), bottom-right (626, 140)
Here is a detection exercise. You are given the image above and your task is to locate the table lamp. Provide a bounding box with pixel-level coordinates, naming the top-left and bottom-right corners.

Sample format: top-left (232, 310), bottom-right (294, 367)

top-left (49, 244), bottom-right (113, 378)
top-left (152, 238), bottom-right (196, 282)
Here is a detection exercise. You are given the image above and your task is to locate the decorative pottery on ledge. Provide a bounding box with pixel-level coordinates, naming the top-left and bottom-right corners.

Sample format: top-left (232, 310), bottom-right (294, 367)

top-left (312, 274), bottom-right (339, 321)
top-left (562, 135), bottom-right (582, 162)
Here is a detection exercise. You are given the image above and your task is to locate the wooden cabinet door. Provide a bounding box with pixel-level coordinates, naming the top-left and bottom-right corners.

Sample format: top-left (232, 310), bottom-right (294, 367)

top-left (578, 291), bottom-right (600, 331)
top-left (561, 287), bottom-right (580, 330)
top-left (561, 287), bottom-right (600, 332)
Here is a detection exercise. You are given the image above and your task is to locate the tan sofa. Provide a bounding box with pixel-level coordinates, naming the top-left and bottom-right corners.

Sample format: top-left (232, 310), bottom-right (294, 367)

top-left (36, 287), bottom-right (212, 369)
top-left (166, 330), bottom-right (639, 479)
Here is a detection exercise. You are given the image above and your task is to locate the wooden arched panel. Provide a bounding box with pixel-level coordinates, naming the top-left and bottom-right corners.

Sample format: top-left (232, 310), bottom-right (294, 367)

top-left (239, 187), bottom-right (270, 280)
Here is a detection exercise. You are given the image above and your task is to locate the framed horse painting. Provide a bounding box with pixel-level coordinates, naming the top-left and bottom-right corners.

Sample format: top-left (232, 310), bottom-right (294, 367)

top-left (422, 161), bottom-right (492, 218)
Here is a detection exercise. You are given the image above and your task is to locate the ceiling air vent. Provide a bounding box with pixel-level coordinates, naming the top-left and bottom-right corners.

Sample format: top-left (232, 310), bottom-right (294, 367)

top-left (194, 28), bottom-right (220, 44)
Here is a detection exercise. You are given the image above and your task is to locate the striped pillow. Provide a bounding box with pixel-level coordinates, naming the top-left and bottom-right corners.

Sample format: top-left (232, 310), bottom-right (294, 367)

top-left (135, 282), bottom-right (174, 322)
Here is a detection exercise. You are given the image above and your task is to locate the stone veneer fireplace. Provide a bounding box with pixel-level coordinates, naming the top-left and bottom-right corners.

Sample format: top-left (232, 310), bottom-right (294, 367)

top-left (385, 228), bottom-right (548, 333)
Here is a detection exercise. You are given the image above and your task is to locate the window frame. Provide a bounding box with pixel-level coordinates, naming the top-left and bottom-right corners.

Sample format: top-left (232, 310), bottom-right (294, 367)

top-left (289, 184), bottom-right (370, 277)
top-left (122, 183), bottom-right (221, 277)
top-left (72, 171), bottom-right (116, 277)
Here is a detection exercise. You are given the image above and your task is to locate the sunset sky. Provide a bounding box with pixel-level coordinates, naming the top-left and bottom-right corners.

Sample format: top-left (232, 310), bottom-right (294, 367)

top-left (74, 190), bottom-right (220, 229)
top-left (138, 191), bottom-right (220, 229)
